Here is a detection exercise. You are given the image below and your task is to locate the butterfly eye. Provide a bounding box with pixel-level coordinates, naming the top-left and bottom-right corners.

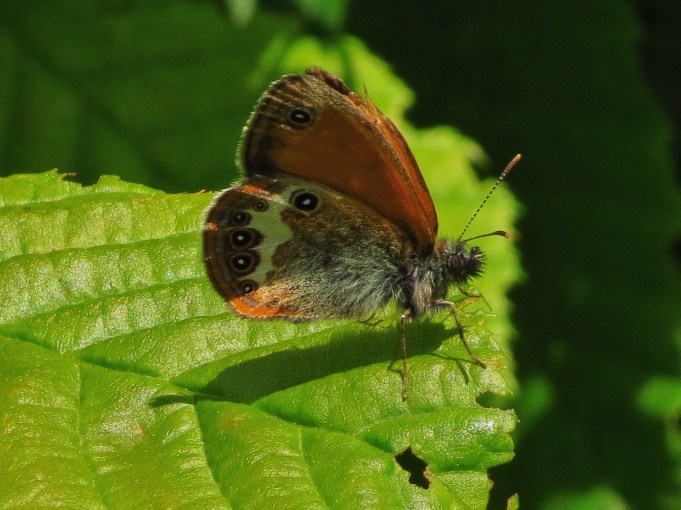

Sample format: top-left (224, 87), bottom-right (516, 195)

top-left (287, 107), bottom-right (313, 127)
top-left (238, 280), bottom-right (258, 295)
top-left (291, 191), bottom-right (320, 212)
top-left (230, 211), bottom-right (251, 226)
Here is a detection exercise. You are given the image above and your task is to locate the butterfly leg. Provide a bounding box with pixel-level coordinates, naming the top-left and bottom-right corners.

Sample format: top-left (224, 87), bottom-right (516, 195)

top-left (455, 283), bottom-right (490, 310)
top-left (433, 299), bottom-right (487, 368)
top-left (399, 308), bottom-right (412, 401)
top-left (360, 314), bottom-right (394, 328)
top-left (459, 288), bottom-right (481, 300)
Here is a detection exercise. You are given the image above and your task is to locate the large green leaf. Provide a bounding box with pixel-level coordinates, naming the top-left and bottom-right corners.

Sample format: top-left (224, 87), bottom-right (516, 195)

top-left (0, 144), bottom-right (518, 509)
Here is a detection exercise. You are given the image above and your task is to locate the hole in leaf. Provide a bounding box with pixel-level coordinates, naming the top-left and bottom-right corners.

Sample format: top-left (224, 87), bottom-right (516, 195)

top-left (476, 390), bottom-right (513, 410)
top-left (475, 391), bottom-right (513, 409)
top-left (476, 390), bottom-right (498, 408)
top-left (395, 447), bottom-right (430, 489)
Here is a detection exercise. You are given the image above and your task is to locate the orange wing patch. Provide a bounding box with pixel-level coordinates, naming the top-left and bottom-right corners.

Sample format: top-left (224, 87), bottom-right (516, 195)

top-left (229, 292), bottom-right (309, 320)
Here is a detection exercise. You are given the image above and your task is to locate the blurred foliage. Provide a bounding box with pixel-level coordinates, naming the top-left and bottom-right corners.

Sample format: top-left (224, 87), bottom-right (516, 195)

top-left (1, 0), bottom-right (680, 508)
top-left (345, 1), bottom-right (681, 508)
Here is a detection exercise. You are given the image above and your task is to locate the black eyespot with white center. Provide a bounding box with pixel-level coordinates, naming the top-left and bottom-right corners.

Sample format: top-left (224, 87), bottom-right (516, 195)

top-left (253, 199), bottom-right (268, 212)
top-left (231, 211), bottom-right (251, 226)
top-left (287, 107), bottom-right (313, 127)
top-left (229, 251), bottom-right (259, 275)
top-left (231, 229), bottom-right (252, 247)
top-left (239, 280), bottom-right (258, 295)
top-left (229, 228), bottom-right (262, 249)
top-left (291, 190), bottom-right (320, 212)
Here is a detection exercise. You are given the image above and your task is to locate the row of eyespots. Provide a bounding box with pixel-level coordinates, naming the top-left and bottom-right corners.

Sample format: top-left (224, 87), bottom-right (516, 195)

top-left (228, 235), bottom-right (263, 294)
top-left (226, 227), bottom-right (261, 277)
top-left (224, 197), bottom-right (259, 295)
top-left (226, 188), bottom-right (320, 295)
top-left (227, 190), bottom-right (319, 230)
top-left (224, 196), bottom-right (267, 288)
top-left (228, 199), bottom-right (268, 226)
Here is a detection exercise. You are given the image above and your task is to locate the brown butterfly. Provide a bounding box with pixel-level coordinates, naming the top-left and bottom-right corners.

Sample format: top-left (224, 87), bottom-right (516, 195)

top-left (204, 68), bottom-right (516, 399)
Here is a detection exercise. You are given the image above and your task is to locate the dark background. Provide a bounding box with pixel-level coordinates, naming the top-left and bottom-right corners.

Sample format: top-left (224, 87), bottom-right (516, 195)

top-left (1, 1), bottom-right (680, 507)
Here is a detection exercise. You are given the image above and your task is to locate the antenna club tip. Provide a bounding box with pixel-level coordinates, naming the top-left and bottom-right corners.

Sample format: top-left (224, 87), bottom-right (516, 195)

top-left (502, 154), bottom-right (522, 177)
top-left (459, 229), bottom-right (511, 244)
top-left (490, 229), bottom-right (510, 238)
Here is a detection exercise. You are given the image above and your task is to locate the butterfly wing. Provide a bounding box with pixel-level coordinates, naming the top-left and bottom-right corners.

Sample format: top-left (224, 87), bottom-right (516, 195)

top-left (240, 68), bottom-right (438, 255)
top-left (204, 176), bottom-right (410, 320)
top-left (204, 176), bottom-right (300, 319)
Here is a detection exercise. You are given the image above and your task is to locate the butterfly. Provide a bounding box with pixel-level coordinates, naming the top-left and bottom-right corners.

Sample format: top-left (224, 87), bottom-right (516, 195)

top-left (204, 68), bottom-right (517, 400)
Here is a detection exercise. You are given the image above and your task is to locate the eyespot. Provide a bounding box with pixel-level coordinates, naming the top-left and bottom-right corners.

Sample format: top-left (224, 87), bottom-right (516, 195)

top-left (253, 199), bottom-right (268, 212)
top-left (287, 107), bottom-right (313, 127)
top-left (231, 211), bottom-right (251, 226)
top-left (291, 190), bottom-right (320, 212)
top-left (231, 229), bottom-right (252, 247)
top-left (238, 280), bottom-right (258, 295)
top-left (229, 228), bottom-right (262, 249)
top-left (229, 251), bottom-right (259, 275)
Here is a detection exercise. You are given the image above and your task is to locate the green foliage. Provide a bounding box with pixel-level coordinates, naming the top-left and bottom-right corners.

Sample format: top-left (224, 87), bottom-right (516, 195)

top-left (347, 1), bottom-right (681, 508)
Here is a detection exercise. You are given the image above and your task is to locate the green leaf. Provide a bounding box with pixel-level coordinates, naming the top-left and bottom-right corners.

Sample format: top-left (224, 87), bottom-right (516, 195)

top-left (0, 160), bottom-right (516, 508)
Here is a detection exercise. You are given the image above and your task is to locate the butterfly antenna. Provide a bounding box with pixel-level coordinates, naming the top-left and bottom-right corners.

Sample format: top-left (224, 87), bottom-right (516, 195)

top-left (457, 153), bottom-right (521, 242)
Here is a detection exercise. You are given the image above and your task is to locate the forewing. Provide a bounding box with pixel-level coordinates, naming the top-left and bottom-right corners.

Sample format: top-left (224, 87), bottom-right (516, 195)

top-left (240, 69), bottom-right (437, 254)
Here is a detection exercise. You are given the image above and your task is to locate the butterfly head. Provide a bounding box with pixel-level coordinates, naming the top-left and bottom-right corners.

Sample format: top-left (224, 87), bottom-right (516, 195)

top-left (442, 240), bottom-right (485, 285)
top-left (438, 154), bottom-right (521, 287)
